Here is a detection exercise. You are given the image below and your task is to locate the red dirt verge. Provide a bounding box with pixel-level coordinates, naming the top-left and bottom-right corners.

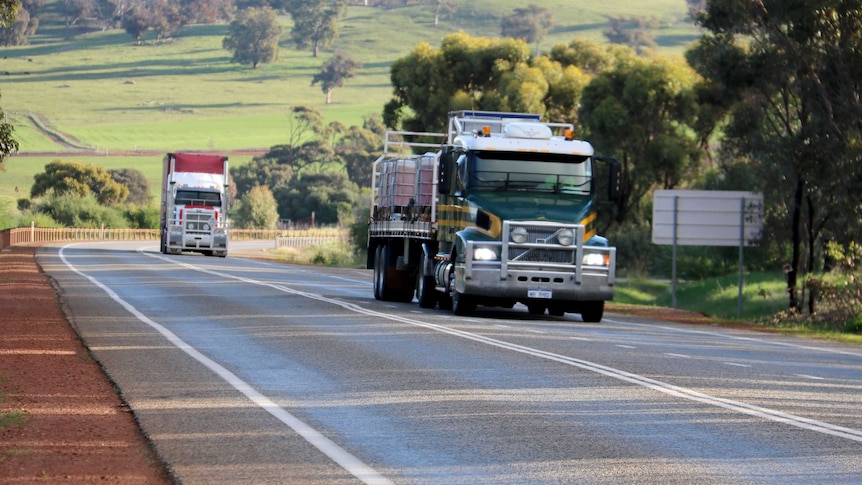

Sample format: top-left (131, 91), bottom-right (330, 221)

top-left (0, 245), bottom-right (171, 484)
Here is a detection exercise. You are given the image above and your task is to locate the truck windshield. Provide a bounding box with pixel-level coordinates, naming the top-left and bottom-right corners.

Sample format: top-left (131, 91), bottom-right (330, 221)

top-left (175, 190), bottom-right (221, 207)
top-left (466, 151), bottom-right (592, 195)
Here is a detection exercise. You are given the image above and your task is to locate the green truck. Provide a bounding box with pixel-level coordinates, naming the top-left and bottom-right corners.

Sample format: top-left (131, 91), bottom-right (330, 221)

top-left (368, 111), bottom-right (619, 321)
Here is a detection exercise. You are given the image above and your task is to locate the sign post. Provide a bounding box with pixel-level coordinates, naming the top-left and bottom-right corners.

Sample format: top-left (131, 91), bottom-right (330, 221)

top-left (652, 190), bottom-right (763, 318)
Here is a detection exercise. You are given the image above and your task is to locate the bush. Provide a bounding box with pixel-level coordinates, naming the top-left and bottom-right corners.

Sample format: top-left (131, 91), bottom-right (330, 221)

top-left (36, 194), bottom-right (130, 228)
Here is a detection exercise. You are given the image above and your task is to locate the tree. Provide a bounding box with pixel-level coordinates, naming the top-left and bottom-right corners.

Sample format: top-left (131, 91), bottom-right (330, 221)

top-left (385, 32), bottom-right (531, 132)
top-left (31, 160), bottom-right (129, 205)
top-left (500, 3), bottom-right (554, 57)
top-left (109, 167), bottom-right (150, 205)
top-left (274, 171), bottom-right (358, 226)
top-left (231, 156), bottom-right (294, 199)
top-left (603, 16), bottom-right (658, 54)
top-left (334, 114), bottom-right (384, 188)
top-left (311, 51), bottom-right (362, 104)
top-left (222, 6), bottom-right (282, 69)
top-left (235, 185), bottom-right (279, 229)
top-left (287, 0), bottom-right (348, 57)
top-left (0, 0), bottom-right (20, 27)
top-left (690, 0), bottom-right (862, 312)
top-left (579, 54), bottom-right (702, 228)
top-left (0, 93), bottom-right (18, 172)
top-left (0, 6), bottom-right (37, 46)
top-left (0, 1), bottom-right (20, 172)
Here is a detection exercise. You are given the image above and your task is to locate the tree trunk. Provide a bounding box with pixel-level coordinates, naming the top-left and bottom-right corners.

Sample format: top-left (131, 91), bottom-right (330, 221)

top-left (325, 88), bottom-right (332, 104)
top-left (806, 195), bottom-right (817, 315)
top-left (787, 177), bottom-right (804, 311)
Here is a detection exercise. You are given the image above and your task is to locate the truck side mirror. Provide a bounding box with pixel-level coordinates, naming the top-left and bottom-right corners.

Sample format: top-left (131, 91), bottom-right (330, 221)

top-left (595, 156), bottom-right (622, 202)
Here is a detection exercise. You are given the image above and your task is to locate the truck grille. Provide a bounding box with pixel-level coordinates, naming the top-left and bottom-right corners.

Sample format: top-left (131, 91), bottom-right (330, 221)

top-left (184, 212), bottom-right (215, 233)
top-left (509, 225), bottom-right (575, 263)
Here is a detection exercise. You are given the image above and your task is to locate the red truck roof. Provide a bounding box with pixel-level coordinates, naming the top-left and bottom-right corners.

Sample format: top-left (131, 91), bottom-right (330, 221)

top-left (168, 153), bottom-right (228, 175)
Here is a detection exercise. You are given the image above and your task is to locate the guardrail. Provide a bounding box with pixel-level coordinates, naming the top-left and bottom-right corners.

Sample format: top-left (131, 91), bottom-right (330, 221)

top-left (0, 224), bottom-right (348, 251)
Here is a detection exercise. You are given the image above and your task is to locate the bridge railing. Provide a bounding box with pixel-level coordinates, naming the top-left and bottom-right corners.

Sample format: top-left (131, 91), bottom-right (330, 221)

top-left (0, 224), bottom-right (348, 251)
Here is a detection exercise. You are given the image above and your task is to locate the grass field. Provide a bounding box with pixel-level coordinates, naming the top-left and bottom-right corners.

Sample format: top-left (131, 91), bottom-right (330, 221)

top-left (1, 0), bottom-right (699, 206)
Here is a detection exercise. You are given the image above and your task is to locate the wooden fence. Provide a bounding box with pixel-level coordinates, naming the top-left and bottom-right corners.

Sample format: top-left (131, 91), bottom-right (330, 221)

top-left (0, 223), bottom-right (347, 251)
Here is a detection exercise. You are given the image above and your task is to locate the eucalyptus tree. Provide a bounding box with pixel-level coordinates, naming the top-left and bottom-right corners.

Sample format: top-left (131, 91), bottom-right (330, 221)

top-left (312, 51), bottom-right (362, 104)
top-left (500, 3), bottom-right (554, 57)
top-left (0, 1), bottom-right (19, 171)
top-left (222, 6), bottom-right (282, 68)
top-left (31, 160), bottom-right (129, 205)
top-left (287, 0), bottom-right (348, 57)
top-left (579, 53), bottom-right (702, 227)
top-left (689, 0), bottom-right (862, 310)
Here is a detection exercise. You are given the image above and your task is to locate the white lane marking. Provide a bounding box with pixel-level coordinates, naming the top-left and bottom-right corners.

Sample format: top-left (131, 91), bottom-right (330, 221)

top-left (604, 318), bottom-right (862, 357)
top-left (795, 374), bottom-right (826, 381)
top-left (59, 244), bottom-right (392, 485)
top-left (724, 362), bottom-right (752, 368)
top-left (616, 345), bottom-right (637, 349)
top-left (665, 353), bottom-right (691, 358)
top-left (134, 248), bottom-right (862, 444)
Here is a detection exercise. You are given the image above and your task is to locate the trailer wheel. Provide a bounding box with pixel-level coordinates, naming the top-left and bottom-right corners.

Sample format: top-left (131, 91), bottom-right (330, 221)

top-left (580, 301), bottom-right (605, 322)
top-left (416, 252), bottom-right (437, 309)
top-left (372, 245), bottom-right (384, 300)
top-left (374, 243), bottom-right (414, 303)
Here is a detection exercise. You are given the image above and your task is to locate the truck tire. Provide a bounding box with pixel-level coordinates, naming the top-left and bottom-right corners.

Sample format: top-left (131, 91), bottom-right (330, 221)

top-left (372, 245), bottom-right (385, 301)
top-left (416, 252), bottom-right (437, 309)
top-left (448, 265), bottom-right (475, 316)
top-left (375, 243), bottom-right (413, 303)
top-left (580, 301), bottom-right (605, 323)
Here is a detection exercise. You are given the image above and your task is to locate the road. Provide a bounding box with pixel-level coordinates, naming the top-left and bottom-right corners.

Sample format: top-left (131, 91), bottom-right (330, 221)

top-left (37, 241), bottom-right (862, 484)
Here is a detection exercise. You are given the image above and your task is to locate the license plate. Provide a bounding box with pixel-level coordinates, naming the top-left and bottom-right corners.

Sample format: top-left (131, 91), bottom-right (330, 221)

top-left (528, 289), bottom-right (552, 299)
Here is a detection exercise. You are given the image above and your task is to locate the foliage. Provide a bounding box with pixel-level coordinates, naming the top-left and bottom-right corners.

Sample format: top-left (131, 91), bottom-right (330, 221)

top-left (0, 0), bottom-right (19, 27)
top-left (235, 184), bottom-right (279, 229)
top-left (312, 51), bottom-right (362, 104)
top-left (384, 32), bottom-right (533, 132)
top-left (231, 156), bottom-right (294, 199)
top-left (333, 114), bottom-right (384, 188)
top-left (222, 6), bottom-right (282, 68)
top-left (690, 0), bottom-right (862, 311)
top-left (764, 276), bottom-right (862, 334)
top-left (109, 167), bottom-right (151, 206)
top-left (0, 92), bottom-right (18, 172)
top-left (35, 193), bottom-right (130, 228)
top-left (500, 3), bottom-right (554, 57)
top-left (603, 16), bottom-right (659, 54)
top-left (123, 204), bottom-right (159, 229)
top-left (579, 53), bottom-right (702, 228)
top-left (274, 170), bottom-right (358, 226)
top-left (31, 160), bottom-right (129, 205)
top-left (0, 4), bottom-right (36, 46)
top-left (286, 0), bottom-right (348, 57)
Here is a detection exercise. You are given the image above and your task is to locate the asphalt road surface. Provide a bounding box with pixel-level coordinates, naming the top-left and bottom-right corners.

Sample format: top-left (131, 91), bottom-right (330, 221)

top-left (37, 241), bottom-right (862, 484)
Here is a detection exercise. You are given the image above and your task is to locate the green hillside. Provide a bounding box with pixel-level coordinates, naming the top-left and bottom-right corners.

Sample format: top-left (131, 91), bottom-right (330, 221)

top-left (0, 0), bottom-right (699, 204)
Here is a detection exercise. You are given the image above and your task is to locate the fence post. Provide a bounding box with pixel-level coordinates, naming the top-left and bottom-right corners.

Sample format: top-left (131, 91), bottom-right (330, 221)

top-left (30, 221), bottom-right (35, 243)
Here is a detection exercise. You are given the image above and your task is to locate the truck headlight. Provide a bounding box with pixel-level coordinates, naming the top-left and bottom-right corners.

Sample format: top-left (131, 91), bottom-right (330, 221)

top-left (582, 251), bottom-right (608, 266)
top-left (473, 247), bottom-right (498, 261)
top-left (557, 229), bottom-right (574, 246)
top-left (511, 226), bottom-right (528, 244)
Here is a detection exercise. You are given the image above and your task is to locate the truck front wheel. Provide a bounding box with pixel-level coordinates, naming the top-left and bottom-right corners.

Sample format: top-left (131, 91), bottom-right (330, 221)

top-left (416, 251), bottom-right (437, 309)
top-left (448, 266), bottom-right (475, 316)
top-left (580, 301), bottom-right (605, 322)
